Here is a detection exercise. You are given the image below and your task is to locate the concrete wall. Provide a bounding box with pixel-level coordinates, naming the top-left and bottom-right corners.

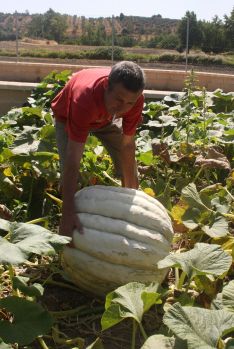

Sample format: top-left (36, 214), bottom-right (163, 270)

top-left (144, 68), bottom-right (234, 92)
top-left (0, 60), bottom-right (233, 115)
top-left (0, 81), bottom-right (181, 116)
top-left (0, 81), bottom-right (37, 115)
top-left (0, 61), bottom-right (233, 92)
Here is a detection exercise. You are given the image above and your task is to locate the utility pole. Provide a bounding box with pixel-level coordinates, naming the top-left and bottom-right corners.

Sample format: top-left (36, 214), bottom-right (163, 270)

top-left (111, 15), bottom-right (114, 65)
top-left (15, 11), bottom-right (19, 61)
top-left (185, 16), bottom-right (189, 72)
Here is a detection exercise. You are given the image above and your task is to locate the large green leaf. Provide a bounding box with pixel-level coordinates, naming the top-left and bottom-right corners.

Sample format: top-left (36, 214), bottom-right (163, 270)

top-left (202, 213), bottom-right (229, 238)
top-left (101, 282), bottom-right (161, 330)
top-left (12, 276), bottom-right (44, 297)
top-left (0, 218), bottom-right (70, 265)
top-left (0, 296), bottom-right (53, 345)
top-left (9, 152), bottom-right (58, 166)
top-left (163, 303), bottom-right (234, 349)
top-left (0, 219), bottom-right (11, 232)
top-left (11, 221), bottom-right (70, 255)
top-left (181, 183), bottom-right (230, 237)
top-left (12, 140), bottom-right (40, 155)
top-left (222, 280), bottom-right (234, 313)
top-left (182, 207), bottom-right (229, 238)
top-left (0, 238), bottom-right (28, 265)
top-left (158, 243), bottom-right (232, 279)
top-left (140, 335), bottom-right (186, 349)
top-left (181, 183), bottom-right (209, 212)
top-left (101, 304), bottom-right (122, 330)
top-left (136, 150), bottom-right (154, 165)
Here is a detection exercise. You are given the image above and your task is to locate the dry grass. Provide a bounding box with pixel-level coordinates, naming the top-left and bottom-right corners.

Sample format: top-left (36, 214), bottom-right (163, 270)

top-left (0, 40), bottom-right (197, 55)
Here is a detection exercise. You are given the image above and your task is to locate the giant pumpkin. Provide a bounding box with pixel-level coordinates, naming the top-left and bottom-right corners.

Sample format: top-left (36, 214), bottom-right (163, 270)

top-left (62, 185), bottom-right (174, 296)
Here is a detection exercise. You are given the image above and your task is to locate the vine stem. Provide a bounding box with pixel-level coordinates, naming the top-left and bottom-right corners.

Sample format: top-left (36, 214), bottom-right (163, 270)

top-left (175, 267), bottom-right (180, 288)
top-left (52, 325), bottom-right (85, 346)
top-left (222, 213), bottom-right (234, 222)
top-left (177, 271), bottom-right (187, 290)
top-left (26, 217), bottom-right (48, 225)
top-left (185, 279), bottom-right (192, 293)
top-left (50, 304), bottom-right (88, 318)
top-left (224, 188), bottom-right (234, 201)
top-left (43, 278), bottom-right (81, 291)
top-left (8, 264), bottom-right (14, 281)
top-left (37, 337), bottom-right (50, 349)
top-left (139, 322), bottom-right (148, 341)
top-left (193, 167), bottom-right (203, 183)
top-left (8, 264), bottom-right (19, 296)
top-left (50, 305), bottom-right (104, 318)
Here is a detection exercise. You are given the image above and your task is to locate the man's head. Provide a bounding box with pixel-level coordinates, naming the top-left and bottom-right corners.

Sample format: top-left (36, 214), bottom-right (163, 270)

top-left (108, 61), bottom-right (145, 93)
top-left (104, 61), bottom-right (145, 116)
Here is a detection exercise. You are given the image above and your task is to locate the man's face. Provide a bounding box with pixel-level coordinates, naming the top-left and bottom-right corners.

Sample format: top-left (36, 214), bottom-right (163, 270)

top-left (104, 82), bottom-right (142, 117)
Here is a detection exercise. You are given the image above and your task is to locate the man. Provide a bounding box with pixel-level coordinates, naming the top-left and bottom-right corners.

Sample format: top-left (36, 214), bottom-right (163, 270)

top-left (51, 61), bottom-right (145, 239)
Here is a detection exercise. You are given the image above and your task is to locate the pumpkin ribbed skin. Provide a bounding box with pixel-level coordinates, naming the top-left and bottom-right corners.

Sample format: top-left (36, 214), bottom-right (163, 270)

top-left (62, 185), bottom-right (174, 296)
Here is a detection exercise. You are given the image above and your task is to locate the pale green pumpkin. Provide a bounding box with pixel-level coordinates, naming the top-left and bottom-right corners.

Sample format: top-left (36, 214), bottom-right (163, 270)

top-left (62, 185), bottom-right (174, 296)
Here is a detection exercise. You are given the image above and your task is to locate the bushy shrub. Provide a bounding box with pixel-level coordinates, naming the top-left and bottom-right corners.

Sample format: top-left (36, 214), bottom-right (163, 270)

top-left (158, 53), bottom-right (177, 62)
top-left (86, 47), bottom-right (124, 60)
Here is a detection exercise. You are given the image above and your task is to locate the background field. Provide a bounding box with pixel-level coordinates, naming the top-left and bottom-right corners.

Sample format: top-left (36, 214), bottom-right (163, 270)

top-left (0, 40), bottom-right (234, 75)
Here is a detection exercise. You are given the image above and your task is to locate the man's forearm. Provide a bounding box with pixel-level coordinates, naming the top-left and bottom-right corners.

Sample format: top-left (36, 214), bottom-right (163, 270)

top-left (121, 143), bottom-right (139, 189)
top-left (62, 162), bottom-right (79, 213)
top-left (61, 140), bottom-right (85, 206)
top-left (59, 140), bottom-right (85, 237)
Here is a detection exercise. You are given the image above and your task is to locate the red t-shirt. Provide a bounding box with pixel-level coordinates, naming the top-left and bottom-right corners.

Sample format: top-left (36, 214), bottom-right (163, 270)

top-left (51, 68), bottom-right (144, 143)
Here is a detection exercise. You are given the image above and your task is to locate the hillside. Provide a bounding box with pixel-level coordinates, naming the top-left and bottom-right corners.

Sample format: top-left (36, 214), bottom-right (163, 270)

top-left (0, 11), bottom-right (179, 43)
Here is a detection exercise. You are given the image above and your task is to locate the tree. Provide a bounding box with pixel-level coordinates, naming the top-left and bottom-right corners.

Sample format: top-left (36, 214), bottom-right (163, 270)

top-left (224, 7), bottom-right (234, 49)
top-left (43, 9), bottom-right (67, 42)
top-left (28, 9), bottom-right (67, 42)
top-left (200, 17), bottom-right (227, 53)
top-left (177, 11), bottom-right (203, 52)
top-left (119, 13), bottom-right (125, 21)
top-left (27, 14), bottom-right (45, 38)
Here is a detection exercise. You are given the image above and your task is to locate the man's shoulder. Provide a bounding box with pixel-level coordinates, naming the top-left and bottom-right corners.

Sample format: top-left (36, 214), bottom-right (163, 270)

top-left (72, 67), bottom-right (111, 83)
top-left (70, 68), bottom-right (109, 105)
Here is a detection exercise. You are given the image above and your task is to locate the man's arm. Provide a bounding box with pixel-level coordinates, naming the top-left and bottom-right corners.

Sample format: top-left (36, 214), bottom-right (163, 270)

top-left (60, 139), bottom-right (85, 238)
top-left (121, 134), bottom-right (139, 189)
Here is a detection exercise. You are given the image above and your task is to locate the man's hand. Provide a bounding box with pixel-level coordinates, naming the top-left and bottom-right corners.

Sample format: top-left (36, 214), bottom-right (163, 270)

top-left (59, 210), bottom-right (83, 247)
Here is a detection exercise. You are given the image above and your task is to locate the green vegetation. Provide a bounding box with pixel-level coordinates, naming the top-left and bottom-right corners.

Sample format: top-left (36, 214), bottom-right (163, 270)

top-left (0, 46), bottom-right (233, 68)
top-left (0, 8), bottom-right (233, 53)
top-left (0, 71), bottom-right (233, 348)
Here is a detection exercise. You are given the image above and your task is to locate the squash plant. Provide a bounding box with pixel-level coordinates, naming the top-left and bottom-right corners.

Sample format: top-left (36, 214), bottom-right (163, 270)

top-left (0, 70), bottom-right (233, 348)
top-left (0, 218), bottom-right (70, 346)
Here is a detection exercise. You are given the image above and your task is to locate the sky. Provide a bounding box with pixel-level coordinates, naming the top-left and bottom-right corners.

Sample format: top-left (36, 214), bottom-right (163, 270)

top-left (1, 0), bottom-right (233, 21)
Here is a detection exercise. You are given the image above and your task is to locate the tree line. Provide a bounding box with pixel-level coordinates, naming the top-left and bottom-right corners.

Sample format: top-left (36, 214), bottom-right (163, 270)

top-left (0, 8), bottom-right (233, 53)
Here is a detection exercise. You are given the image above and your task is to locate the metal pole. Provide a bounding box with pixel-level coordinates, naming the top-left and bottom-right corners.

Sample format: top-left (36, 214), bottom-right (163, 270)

top-left (15, 11), bottom-right (19, 62)
top-left (185, 16), bottom-right (189, 72)
top-left (111, 15), bottom-right (114, 65)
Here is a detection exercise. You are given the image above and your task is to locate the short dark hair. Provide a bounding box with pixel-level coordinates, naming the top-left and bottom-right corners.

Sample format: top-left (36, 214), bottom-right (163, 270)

top-left (108, 61), bottom-right (145, 92)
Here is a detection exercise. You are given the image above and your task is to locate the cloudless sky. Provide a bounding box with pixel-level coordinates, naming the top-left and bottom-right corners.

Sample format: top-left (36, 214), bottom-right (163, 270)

top-left (1, 0), bottom-right (233, 21)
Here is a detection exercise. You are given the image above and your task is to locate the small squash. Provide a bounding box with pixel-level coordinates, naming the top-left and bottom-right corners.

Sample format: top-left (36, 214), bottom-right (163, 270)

top-left (62, 185), bottom-right (173, 296)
